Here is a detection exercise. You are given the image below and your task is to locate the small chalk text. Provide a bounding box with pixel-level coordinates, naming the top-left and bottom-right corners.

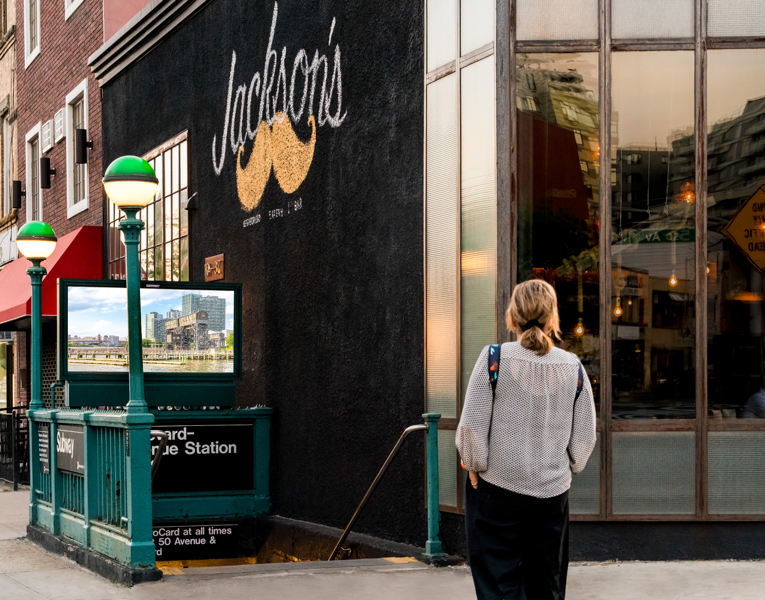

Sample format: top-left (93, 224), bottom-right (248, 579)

top-left (244, 198), bottom-right (305, 228)
top-left (243, 214), bottom-right (261, 227)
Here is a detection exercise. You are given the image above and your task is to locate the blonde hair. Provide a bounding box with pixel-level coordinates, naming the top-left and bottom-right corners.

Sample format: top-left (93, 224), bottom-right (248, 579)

top-left (506, 279), bottom-right (561, 356)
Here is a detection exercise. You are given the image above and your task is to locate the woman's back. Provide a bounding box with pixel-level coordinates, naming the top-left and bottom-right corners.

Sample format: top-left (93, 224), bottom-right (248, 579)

top-left (456, 341), bottom-right (596, 499)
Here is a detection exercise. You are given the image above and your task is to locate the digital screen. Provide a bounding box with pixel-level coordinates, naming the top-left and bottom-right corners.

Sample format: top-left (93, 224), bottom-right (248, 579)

top-left (65, 285), bottom-right (236, 375)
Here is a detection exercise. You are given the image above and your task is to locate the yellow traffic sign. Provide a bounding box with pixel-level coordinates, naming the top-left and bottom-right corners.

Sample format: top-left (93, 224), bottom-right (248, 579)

top-left (721, 186), bottom-right (765, 272)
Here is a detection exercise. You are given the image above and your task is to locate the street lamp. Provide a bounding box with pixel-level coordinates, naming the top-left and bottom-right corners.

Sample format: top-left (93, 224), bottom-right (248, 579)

top-left (16, 221), bottom-right (57, 411)
top-left (103, 156), bottom-right (158, 414)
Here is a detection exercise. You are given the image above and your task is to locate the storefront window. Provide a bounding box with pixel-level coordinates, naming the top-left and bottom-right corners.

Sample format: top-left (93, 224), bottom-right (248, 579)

top-left (516, 53), bottom-right (600, 412)
top-left (611, 51), bottom-right (695, 419)
top-left (108, 132), bottom-right (190, 281)
top-left (707, 49), bottom-right (765, 421)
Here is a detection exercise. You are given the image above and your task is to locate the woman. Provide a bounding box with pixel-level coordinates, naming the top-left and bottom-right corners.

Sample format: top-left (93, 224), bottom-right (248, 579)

top-left (456, 279), bottom-right (596, 600)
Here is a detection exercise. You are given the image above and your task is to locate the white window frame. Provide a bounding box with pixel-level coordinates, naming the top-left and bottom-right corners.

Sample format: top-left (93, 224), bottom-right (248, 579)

top-left (25, 122), bottom-right (42, 222)
top-left (66, 78), bottom-right (89, 219)
top-left (64, 0), bottom-right (86, 21)
top-left (24, 0), bottom-right (41, 68)
top-left (3, 119), bottom-right (10, 216)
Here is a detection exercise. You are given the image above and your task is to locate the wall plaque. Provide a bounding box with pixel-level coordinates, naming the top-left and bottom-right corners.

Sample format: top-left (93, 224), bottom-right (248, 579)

top-left (204, 254), bottom-right (225, 282)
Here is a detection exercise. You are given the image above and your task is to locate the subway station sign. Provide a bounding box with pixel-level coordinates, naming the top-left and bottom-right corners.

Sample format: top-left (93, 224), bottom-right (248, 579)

top-left (150, 421), bottom-right (254, 494)
top-left (722, 186), bottom-right (765, 272)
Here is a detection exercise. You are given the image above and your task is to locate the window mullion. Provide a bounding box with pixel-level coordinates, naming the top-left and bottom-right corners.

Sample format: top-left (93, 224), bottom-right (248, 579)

top-left (694, 0), bottom-right (709, 520)
top-left (599, 0), bottom-right (613, 518)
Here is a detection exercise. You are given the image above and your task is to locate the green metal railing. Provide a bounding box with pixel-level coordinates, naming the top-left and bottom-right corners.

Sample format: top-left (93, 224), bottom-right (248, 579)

top-left (28, 406), bottom-right (156, 569)
top-left (28, 402), bottom-right (274, 572)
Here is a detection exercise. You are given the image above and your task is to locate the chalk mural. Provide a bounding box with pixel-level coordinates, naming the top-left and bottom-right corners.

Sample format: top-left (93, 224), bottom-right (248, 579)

top-left (212, 2), bottom-right (347, 211)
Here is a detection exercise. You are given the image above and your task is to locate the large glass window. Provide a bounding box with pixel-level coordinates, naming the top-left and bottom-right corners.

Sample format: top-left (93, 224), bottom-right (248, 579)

top-left (427, 0), bottom-right (765, 521)
top-left (517, 53), bottom-right (601, 413)
top-left (707, 49), bottom-right (765, 420)
top-left (611, 52), bottom-right (695, 419)
top-left (425, 1), bottom-right (497, 512)
top-left (108, 132), bottom-right (190, 281)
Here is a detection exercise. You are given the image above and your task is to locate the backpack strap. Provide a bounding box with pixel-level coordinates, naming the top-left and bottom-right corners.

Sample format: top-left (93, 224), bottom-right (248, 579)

top-left (488, 344), bottom-right (501, 398)
top-left (575, 361), bottom-right (585, 401)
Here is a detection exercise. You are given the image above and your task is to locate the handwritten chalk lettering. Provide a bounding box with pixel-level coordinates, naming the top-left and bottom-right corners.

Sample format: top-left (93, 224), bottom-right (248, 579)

top-left (243, 215), bottom-right (261, 227)
top-left (269, 208), bottom-right (284, 219)
top-left (287, 198), bottom-right (303, 214)
top-left (212, 2), bottom-right (347, 176)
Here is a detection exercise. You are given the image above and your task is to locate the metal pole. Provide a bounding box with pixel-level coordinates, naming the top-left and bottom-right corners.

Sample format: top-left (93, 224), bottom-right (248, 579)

top-left (422, 413), bottom-right (446, 562)
top-left (328, 423), bottom-right (427, 561)
top-left (26, 259), bottom-right (46, 523)
top-left (119, 208), bottom-right (147, 414)
top-left (28, 260), bottom-right (45, 411)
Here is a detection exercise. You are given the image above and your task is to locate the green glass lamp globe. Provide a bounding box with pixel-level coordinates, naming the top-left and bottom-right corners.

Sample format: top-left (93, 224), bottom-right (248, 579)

top-left (16, 221), bottom-right (57, 260)
top-left (102, 155), bottom-right (159, 209)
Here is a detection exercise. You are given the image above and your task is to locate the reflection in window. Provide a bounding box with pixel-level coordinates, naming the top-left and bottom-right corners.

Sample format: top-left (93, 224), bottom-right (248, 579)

top-left (611, 52), bottom-right (695, 419)
top-left (707, 49), bottom-right (765, 419)
top-left (516, 53), bottom-right (600, 412)
top-left (108, 132), bottom-right (190, 281)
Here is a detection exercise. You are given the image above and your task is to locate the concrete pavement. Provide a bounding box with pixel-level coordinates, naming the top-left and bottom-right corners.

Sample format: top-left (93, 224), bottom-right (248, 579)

top-left (2, 486), bottom-right (765, 599)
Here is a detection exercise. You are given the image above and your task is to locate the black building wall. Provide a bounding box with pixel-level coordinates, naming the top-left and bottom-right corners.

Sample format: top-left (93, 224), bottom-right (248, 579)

top-left (101, 0), bottom-right (431, 547)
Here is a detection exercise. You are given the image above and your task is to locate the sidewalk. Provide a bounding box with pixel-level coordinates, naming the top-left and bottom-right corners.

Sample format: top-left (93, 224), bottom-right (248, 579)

top-left (2, 487), bottom-right (765, 599)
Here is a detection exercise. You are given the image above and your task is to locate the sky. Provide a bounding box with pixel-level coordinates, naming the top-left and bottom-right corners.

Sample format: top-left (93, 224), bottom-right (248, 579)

top-left (67, 287), bottom-right (235, 339)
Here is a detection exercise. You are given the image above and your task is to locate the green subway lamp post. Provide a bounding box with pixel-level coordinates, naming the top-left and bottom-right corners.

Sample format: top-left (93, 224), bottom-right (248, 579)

top-left (16, 221), bottom-right (58, 412)
top-left (103, 156), bottom-right (158, 414)
top-left (17, 221), bottom-right (57, 524)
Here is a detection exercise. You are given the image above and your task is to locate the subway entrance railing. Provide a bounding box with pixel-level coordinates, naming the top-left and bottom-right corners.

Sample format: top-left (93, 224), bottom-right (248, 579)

top-left (27, 397), bottom-right (273, 578)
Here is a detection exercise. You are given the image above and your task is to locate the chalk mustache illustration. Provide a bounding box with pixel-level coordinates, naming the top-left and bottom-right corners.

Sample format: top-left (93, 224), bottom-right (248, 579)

top-left (236, 112), bottom-right (316, 210)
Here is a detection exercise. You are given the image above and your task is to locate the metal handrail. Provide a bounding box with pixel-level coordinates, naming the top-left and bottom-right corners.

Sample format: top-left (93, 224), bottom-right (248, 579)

top-left (328, 423), bottom-right (428, 561)
top-left (150, 431), bottom-right (168, 482)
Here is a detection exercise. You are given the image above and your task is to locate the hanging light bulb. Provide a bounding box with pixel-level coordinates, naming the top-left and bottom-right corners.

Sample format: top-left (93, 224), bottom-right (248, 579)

top-left (669, 271), bottom-right (678, 287)
top-left (614, 297), bottom-right (623, 317)
top-left (575, 318), bottom-right (584, 337)
top-left (627, 297), bottom-right (633, 306)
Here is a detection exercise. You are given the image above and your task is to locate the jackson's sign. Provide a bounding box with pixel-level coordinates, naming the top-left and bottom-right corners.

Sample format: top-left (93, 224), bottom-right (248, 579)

top-left (212, 1), bottom-right (347, 212)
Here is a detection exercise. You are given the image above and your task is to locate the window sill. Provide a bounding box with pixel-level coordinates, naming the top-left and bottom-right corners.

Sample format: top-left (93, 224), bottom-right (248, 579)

top-left (65, 0), bottom-right (86, 21)
top-left (24, 46), bottom-right (40, 69)
top-left (67, 199), bottom-right (89, 219)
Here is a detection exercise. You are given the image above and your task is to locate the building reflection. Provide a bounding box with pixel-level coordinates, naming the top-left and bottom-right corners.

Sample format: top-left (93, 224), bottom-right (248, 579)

top-left (516, 53), bottom-right (601, 409)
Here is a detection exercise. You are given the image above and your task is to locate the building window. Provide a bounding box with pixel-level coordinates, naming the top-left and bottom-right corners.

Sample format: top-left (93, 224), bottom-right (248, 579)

top-left (65, 0), bottom-right (86, 21)
top-left (25, 0), bottom-right (40, 67)
top-left (425, 0), bottom-right (497, 512)
top-left (25, 123), bottom-right (41, 222)
top-left (427, 2), bottom-right (765, 521)
top-left (108, 131), bottom-right (190, 281)
top-left (66, 79), bottom-right (88, 218)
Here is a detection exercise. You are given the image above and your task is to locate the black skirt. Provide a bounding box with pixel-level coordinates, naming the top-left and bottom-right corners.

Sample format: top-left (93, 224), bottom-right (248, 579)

top-left (465, 476), bottom-right (569, 600)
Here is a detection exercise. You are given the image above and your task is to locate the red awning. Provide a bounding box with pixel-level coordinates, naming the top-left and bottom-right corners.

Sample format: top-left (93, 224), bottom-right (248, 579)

top-left (0, 226), bottom-right (102, 329)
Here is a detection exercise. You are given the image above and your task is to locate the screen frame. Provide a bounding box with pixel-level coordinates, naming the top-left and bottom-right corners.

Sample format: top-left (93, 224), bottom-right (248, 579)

top-left (57, 279), bottom-right (242, 382)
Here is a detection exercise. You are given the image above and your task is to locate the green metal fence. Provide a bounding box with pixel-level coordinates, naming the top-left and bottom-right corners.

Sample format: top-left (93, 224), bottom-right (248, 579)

top-left (28, 408), bottom-right (156, 569)
top-left (28, 406), bottom-right (274, 572)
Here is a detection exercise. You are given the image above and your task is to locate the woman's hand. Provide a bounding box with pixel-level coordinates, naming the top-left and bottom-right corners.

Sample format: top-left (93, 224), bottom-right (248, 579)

top-left (469, 471), bottom-right (479, 489)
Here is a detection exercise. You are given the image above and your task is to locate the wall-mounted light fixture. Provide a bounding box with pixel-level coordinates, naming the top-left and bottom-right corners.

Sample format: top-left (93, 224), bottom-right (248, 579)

top-left (40, 158), bottom-right (56, 189)
top-left (75, 129), bottom-right (93, 164)
top-left (12, 181), bottom-right (25, 209)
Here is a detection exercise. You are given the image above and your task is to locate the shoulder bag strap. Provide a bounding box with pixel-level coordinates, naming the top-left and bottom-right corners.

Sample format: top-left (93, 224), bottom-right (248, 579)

top-left (575, 361), bottom-right (584, 401)
top-left (488, 344), bottom-right (501, 400)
